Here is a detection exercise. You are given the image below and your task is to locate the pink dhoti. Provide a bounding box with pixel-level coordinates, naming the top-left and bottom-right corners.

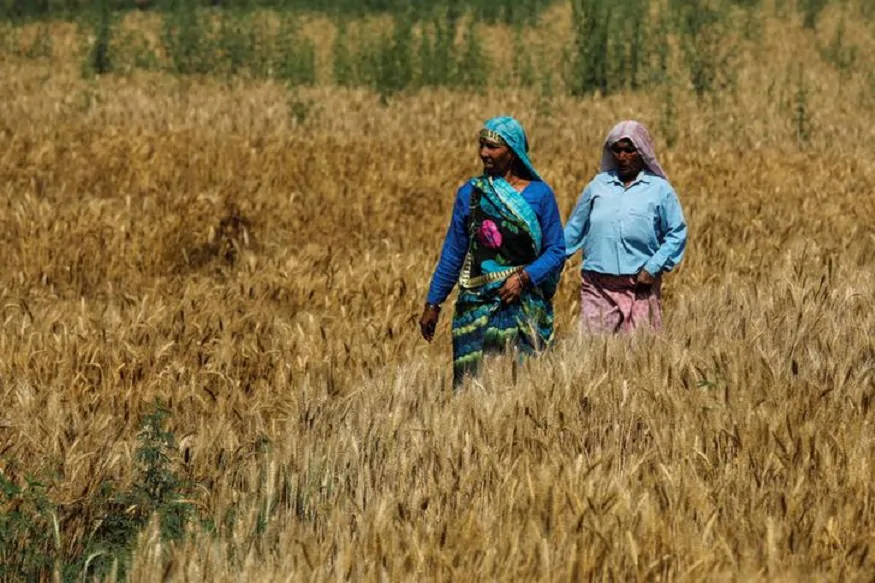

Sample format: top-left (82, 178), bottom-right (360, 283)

top-left (579, 271), bottom-right (662, 334)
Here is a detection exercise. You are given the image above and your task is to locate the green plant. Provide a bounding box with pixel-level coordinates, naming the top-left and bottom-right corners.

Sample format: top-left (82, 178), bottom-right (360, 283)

top-left (274, 12), bottom-right (316, 85)
top-left (568, 0), bottom-right (651, 96)
top-left (0, 474), bottom-right (58, 580)
top-left (119, 27), bottom-right (160, 71)
top-left (740, 1), bottom-right (764, 42)
top-left (217, 10), bottom-right (251, 78)
top-left (421, 8), bottom-right (460, 87)
top-left (794, 64), bottom-right (811, 144)
top-left (569, 0), bottom-right (610, 96)
top-left (800, 0), bottom-right (829, 29)
top-left (24, 21), bottom-right (52, 59)
top-left (75, 402), bottom-right (195, 580)
top-left (131, 404), bottom-right (194, 542)
top-left (660, 82), bottom-right (679, 149)
top-left (87, 0), bottom-right (113, 75)
top-left (675, 0), bottom-right (736, 99)
top-left (161, 0), bottom-right (214, 75)
top-left (512, 24), bottom-right (536, 88)
top-left (455, 20), bottom-right (488, 91)
top-left (288, 92), bottom-right (314, 124)
top-left (331, 19), bottom-right (353, 86)
top-left (2, 0), bottom-right (50, 22)
top-left (865, 71), bottom-right (875, 110)
top-left (818, 16), bottom-right (857, 83)
top-left (371, 11), bottom-right (414, 97)
top-left (650, 11), bottom-right (671, 86)
top-left (625, 0), bottom-right (647, 90)
top-left (247, 13), bottom-right (272, 78)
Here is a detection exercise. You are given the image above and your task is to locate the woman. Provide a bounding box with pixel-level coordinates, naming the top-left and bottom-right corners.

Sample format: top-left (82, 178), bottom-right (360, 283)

top-left (419, 116), bottom-right (566, 386)
top-left (564, 120), bottom-right (687, 334)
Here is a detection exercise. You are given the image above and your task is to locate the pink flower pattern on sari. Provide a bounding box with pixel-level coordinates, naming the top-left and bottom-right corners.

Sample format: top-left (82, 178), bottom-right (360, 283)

top-left (478, 219), bottom-right (502, 249)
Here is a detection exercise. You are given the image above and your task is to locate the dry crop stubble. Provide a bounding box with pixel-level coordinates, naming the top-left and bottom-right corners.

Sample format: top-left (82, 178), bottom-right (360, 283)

top-left (2, 4), bottom-right (875, 581)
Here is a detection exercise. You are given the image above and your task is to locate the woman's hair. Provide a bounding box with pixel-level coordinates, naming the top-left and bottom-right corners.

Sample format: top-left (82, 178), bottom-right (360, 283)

top-left (512, 156), bottom-right (537, 181)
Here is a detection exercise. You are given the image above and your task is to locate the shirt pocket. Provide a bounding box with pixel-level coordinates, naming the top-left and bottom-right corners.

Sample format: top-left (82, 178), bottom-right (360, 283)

top-left (620, 209), bottom-right (658, 249)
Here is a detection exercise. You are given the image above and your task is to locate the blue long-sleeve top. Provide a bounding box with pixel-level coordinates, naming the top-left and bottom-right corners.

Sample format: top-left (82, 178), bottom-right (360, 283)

top-left (564, 170), bottom-right (687, 276)
top-left (426, 180), bottom-right (566, 306)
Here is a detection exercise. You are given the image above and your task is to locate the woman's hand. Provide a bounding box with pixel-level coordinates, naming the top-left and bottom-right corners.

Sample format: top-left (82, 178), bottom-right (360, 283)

top-left (419, 304), bottom-right (440, 342)
top-left (636, 269), bottom-right (656, 287)
top-left (499, 271), bottom-right (530, 304)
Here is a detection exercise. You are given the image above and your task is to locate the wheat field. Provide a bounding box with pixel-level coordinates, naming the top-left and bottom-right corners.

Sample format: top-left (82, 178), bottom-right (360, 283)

top-left (2, 2), bottom-right (875, 581)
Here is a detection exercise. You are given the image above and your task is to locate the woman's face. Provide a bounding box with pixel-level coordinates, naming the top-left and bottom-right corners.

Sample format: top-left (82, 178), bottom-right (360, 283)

top-left (611, 138), bottom-right (644, 181)
top-left (479, 138), bottom-right (515, 176)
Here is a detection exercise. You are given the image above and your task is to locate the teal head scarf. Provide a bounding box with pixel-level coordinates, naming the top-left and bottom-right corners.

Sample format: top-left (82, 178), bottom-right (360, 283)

top-left (480, 116), bottom-right (542, 182)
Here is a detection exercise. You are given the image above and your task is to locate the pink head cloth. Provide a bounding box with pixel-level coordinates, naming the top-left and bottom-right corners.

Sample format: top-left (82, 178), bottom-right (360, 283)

top-left (599, 120), bottom-right (668, 181)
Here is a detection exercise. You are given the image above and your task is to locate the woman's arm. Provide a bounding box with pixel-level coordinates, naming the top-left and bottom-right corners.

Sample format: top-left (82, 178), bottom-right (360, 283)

top-left (642, 185), bottom-right (687, 276)
top-left (563, 184), bottom-right (593, 257)
top-left (425, 185), bottom-right (471, 306)
top-left (523, 185), bottom-right (566, 286)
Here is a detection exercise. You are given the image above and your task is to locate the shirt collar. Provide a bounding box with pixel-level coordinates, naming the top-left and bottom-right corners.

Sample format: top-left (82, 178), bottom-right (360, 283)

top-left (606, 170), bottom-right (652, 187)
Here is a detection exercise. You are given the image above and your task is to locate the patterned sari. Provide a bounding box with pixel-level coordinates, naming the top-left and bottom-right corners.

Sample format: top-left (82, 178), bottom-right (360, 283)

top-left (452, 175), bottom-right (559, 385)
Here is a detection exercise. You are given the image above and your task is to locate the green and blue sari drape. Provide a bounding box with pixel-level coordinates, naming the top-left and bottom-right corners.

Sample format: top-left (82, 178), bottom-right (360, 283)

top-left (452, 175), bottom-right (559, 384)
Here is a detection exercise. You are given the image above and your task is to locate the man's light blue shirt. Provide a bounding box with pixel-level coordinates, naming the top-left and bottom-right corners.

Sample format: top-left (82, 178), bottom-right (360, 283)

top-left (564, 170), bottom-right (687, 276)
